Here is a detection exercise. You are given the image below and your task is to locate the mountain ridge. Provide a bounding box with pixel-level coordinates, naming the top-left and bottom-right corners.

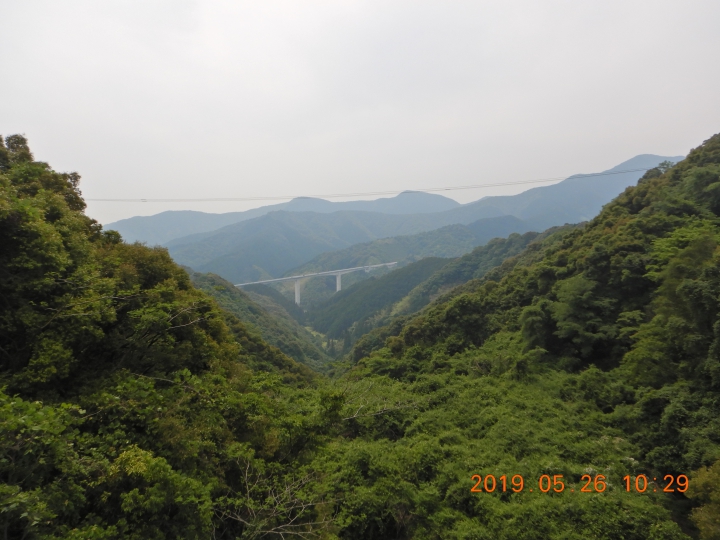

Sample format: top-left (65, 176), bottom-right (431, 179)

top-left (164, 155), bottom-right (681, 285)
top-left (106, 191), bottom-right (461, 245)
top-left (3, 128), bottom-right (716, 538)
top-left (106, 154), bottom-right (683, 248)
top-left (168, 212), bottom-right (537, 285)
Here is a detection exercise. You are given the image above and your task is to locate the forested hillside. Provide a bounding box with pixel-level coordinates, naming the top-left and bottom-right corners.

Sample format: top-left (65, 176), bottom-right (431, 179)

top-left (341, 230), bottom-right (556, 363)
top-left (0, 135), bottom-right (327, 537)
top-left (288, 216), bottom-right (530, 276)
top-left (308, 257), bottom-right (450, 343)
top-left (166, 211), bottom-right (534, 284)
top-left (244, 283), bottom-right (308, 323)
top-left (190, 272), bottom-right (330, 371)
top-left (269, 216), bottom-right (536, 309)
top-left (164, 156), bottom-right (678, 286)
top-left (2, 132), bottom-right (717, 539)
top-left (288, 224), bottom-right (479, 274)
top-left (392, 230), bottom-right (545, 316)
top-left (339, 133), bottom-right (720, 537)
top-left (302, 231), bottom-right (563, 358)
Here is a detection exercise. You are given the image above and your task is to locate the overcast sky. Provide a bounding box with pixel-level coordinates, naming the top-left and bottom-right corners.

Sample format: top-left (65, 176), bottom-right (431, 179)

top-left (2, 0), bottom-right (719, 224)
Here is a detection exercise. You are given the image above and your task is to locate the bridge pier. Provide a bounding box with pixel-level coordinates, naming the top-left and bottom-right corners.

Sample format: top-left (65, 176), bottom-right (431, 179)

top-left (235, 262), bottom-right (398, 307)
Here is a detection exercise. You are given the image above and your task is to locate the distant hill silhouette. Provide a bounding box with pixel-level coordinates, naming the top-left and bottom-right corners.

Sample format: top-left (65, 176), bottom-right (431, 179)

top-left (167, 212), bottom-right (533, 284)
top-left (106, 191), bottom-right (460, 245)
top-left (449, 154), bottom-right (685, 230)
top-left (162, 155), bottom-right (682, 284)
top-left (106, 155), bottom-right (681, 246)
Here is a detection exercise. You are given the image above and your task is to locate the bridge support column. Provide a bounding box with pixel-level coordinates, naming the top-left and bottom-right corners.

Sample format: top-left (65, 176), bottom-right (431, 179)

top-left (295, 279), bottom-right (301, 305)
top-left (336, 274), bottom-right (342, 292)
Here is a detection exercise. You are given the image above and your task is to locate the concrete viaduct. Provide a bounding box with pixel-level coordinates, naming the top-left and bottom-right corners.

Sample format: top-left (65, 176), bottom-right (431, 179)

top-left (234, 262), bottom-right (398, 305)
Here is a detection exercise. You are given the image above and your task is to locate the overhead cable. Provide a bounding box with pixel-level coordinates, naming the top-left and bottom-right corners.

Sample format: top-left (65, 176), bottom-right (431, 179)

top-left (86, 167), bottom-right (652, 203)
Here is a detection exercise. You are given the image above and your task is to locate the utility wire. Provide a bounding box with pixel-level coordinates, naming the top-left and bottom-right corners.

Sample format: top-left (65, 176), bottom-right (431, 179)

top-left (86, 167), bottom-right (652, 203)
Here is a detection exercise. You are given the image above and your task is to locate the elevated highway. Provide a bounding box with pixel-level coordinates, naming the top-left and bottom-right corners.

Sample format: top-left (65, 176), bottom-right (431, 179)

top-left (235, 262), bottom-right (398, 305)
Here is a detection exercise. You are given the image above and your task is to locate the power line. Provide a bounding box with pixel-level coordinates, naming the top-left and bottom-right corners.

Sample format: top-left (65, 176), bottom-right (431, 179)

top-left (86, 167), bottom-right (652, 203)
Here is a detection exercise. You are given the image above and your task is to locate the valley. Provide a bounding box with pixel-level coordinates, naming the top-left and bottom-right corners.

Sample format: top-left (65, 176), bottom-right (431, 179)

top-left (121, 154), bottom-right (684, 365)
top-left (2, 132), bottom-right (717, 538)
top-left (5, 1), bottom-right (718, 536)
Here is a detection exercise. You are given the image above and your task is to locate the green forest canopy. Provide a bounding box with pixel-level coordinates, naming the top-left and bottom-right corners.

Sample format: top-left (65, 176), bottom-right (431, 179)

top-left (2, 132), bottom-right (720, 538)
top-left (309, 257), bottom-right (450, 339)
top-left (190, 271), bottom-right (331, 372)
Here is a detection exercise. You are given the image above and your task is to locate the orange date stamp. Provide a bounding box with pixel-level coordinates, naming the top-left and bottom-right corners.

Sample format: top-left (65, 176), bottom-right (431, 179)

top-left (470, 474), bottom-right (689, 493)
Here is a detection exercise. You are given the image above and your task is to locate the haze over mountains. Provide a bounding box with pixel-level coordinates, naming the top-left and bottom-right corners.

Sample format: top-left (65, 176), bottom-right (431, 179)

top-left (5, 129), bottom-right (720, 538)
top-left (107, 155), bottom-right (680, 244)
top-left (301, 227), bottom-right (571, 356)
top-left (107, 191), bottom-right (461, 245)
top-left (453, 154), bottom-right (684, 228)
top-left (107, 154), bottom-right (683, 285)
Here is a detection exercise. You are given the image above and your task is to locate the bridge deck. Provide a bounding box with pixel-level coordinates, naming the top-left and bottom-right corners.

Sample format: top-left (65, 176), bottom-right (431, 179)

top-left (234, 262), bottom-right (398, 287)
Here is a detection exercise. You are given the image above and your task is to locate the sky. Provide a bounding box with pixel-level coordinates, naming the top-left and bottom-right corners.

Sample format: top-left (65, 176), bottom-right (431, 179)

top-left (1, 0), bottom-right (719, 224)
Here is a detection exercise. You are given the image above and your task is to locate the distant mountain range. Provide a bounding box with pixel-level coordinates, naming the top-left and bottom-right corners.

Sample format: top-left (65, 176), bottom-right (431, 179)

top-left (166, 212), bottom-right (540, 284)
top-left (378, 154), bottom-right (685, 232)
top-left (105, 154), bottom-right (683, 286)
top-left (160, 155), bottom-right (681, 283)
top-left (106, 154), bottom-right (682, 246)
top-left (106, 191), bottom-right (461, 245)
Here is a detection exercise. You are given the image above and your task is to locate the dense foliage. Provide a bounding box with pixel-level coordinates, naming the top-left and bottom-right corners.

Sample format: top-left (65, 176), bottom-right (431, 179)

top-left (347, 134), bottom-right (720, 537)
top-left (340, 231), bottom-right (567, 364)
top-left (309, 258), bottom-right (450, 343)
top-left (0, 135), bottom-right (333, 538)
top-left (190, 272), bottom-right (330, 371)
top-left (2, 133), bottom-right (718, 539)
top-left (392, 231), bottom-right (545, 316)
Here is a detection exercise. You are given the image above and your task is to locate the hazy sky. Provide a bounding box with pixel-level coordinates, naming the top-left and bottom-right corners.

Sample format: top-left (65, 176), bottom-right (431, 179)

top-left (2, 0), bottom-right (719, 224)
